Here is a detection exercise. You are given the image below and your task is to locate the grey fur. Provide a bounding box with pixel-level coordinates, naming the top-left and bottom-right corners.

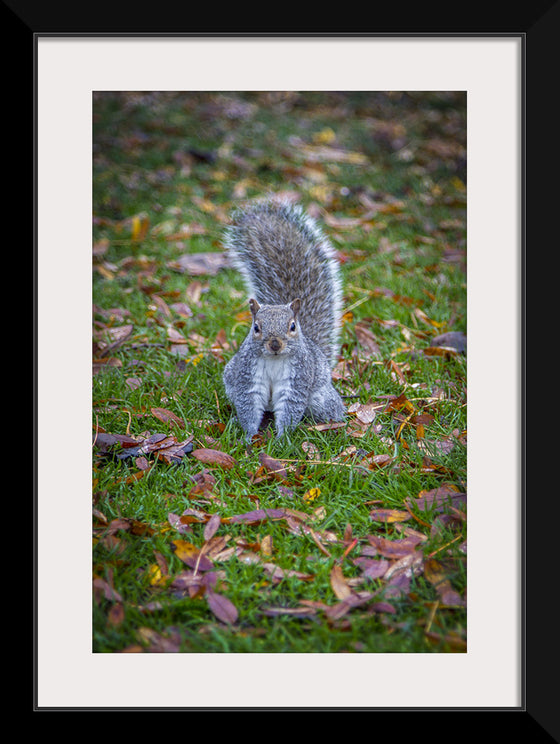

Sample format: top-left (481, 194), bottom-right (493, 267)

top-left (223, 198), bottom-right (345, 440)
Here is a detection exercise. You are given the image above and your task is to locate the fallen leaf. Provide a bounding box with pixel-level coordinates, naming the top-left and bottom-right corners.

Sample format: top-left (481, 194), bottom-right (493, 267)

top-left (348, 401), bottom-right (378, 425)
top-left (257, 452), bottom-right (289, 480)
top-left (261, 605), bottom-right (317, 618)
top-left (170, 301), bottom-right (193, 318)
top-left (406, 485), bottom-right (466, 513)
top-left (166, 326), bottom-right (187, 344)
top-left (354, 558), bottom-right (389, 580)
top-left (93, 577), bottom-right (123, 603)
top-left (361, 453), bottom-right (393, 470)
top-left (206, 589), bottom-right (239, 624)
top-left (135, 456), bottom-right (150, 470)
top-left (151, 407), bottom-right (185, 428)
top-left (230, 508), bottom-right (288, 524)
top-left (366, 534), bottom-right (423, 559)
top-left (171, 540), bottom-right (214, 571)
top-left (146, 564), bottom-right (167, 587)
top-left (131, 213), bottom-right (150, 241)
top-left (168, 251), bottom-right (229, 276)
top-left (136, 626), bottom-right (182, 653)
top-left (330, 564), bottom-right (352, 600)
top-left (369, 508), bottom-right (411, 523)
top-left (425, 631), bottom-right (467, 652)
top-left (303, 487), bottom-right (321, 503)
top-left (354, 322), bottom-right (381, 357)
top-left (187, 469), bottom-right (217, 496)
top-left (384, 551), bottom-right (424, 581)
top-left (262, 562), bottom-right (315, 583)
top-left (324, 591), bottom-right (375, 620)
top-left (107, 603), bottom-right (125, 626)
top-left (203, 512), bottom-right (221, 541)
top-left (424, 558), bottom-right (465, 607)
top-left (191, 448), bottom-right (236, 469)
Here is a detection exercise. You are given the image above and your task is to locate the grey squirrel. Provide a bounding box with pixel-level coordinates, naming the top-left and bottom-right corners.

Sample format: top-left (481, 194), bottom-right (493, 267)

top-left (223, 198), bottom-right (346, 440)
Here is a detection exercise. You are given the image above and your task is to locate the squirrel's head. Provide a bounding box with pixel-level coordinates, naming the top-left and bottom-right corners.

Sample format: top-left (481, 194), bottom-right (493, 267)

top-left (249, 298), bottom-right (301, 356)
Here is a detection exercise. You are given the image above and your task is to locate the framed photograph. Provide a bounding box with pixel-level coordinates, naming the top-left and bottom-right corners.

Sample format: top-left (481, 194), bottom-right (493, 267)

top-left (25, 14), bottom-right (542, 725)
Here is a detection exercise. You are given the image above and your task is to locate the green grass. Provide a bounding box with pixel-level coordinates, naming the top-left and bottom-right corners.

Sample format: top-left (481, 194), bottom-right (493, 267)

top-left (93, 91), bottom-right (467, 653)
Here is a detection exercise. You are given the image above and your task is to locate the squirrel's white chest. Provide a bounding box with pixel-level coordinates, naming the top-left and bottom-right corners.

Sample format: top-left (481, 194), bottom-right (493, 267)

top-left (251, 355), bottom-right (292, 410)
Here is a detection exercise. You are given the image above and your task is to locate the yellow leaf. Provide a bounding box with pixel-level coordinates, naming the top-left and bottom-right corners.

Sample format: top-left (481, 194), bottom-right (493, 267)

top-left (313, 127), bottom-right (336, 144)
top-left (131, 214), bottom-right (150, 241)
top-left (171, 540), bottom-right (199, 563)
top-left (261, 534), bottom-right (274, 556)
top-left (146, 564), bottom-right (167, 587)
top-left (303, 487), bottom-right (321, 503)
top-left (369, 508), bottom-right (411, 523)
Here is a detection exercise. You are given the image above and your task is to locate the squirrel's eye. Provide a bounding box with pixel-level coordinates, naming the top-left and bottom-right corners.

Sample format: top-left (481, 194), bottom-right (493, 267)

top-left (253, 323), bottom-right (260, 333)
top-left (290, 322), bottom-right (296, 332)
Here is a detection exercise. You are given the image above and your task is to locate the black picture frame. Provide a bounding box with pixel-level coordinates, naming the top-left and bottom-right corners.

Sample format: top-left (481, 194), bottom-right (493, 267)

top-left (20, 1), bottom-right (554, 734)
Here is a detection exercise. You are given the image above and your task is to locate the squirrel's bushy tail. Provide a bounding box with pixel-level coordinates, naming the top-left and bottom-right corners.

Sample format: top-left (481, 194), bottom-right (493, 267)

top-left (224, 198), bottom-right (343, 366)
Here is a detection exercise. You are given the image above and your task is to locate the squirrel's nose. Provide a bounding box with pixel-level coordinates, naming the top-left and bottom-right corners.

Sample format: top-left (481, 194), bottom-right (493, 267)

top-left (268, 338), bottom-right (282, 352)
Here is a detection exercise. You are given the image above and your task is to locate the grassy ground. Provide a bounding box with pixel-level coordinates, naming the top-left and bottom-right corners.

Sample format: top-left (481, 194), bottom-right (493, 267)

top-left (92, 91), bottom-right (467, 653)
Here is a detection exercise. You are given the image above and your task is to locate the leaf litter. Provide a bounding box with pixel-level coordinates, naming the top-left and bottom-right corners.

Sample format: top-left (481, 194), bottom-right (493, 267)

top-left (93, 394), bottom-right (467, 648)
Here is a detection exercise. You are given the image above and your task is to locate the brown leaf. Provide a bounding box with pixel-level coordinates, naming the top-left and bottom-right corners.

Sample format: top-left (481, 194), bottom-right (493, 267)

top-left (107, 603), bottom-right (125, 626)
top-left (168, 251), bottom-right (229, 276)
top-left (171, 540), bottom-right (214, 571)
top-left (166, 326), bottom-right (187, 344)
top-left (369, 508), bottom-right (411, 523)
top-left (151, 407), bottom-right (185, 428)
top-left (151, 294), bottom-right (172, 319)
top-left (187, 469), bottom-right (217, 496)
top-left (203, 512), bottom-right (221, 541)
top-left (381, 392), bottom-right (415, 414)
top-left (93, 577), bottom-right (123, 603)
top-left (386, 359), bottom-right (407, 386)
top-left (168, 512), bottom-right (193, 534)
top-left (384, 551), bottom-right (424, 582)
top-left (230, 508), bottom-right (287, 524)
top-left (354, 322), bottom-right (381, 357)
top-left (424, 631), bottom-right (466, 652)
top-left (256, 452), bottom-right (289, 481)
top-left (424, 558), bottom-right (465, 607)
top-left (170, 301), bottom-right (193, 318)
top-left (361, 453), bottom-right (393, 470)
top-left (135, 456), bottom-right (150, 470)
top-left (97, 324), bottom-right (134, 357)
top-left (262, 562), bottom-right (315, 583)
top-left (406, 485), bottom-right (466, 513)
top-left (354, 558), bottom-right (389, 580)
top-left (170, 569), bottom-right (214, 597)
top-left (206, 589), bottom-right (239, 624)
top-left (261, 605), bottom-right (317, 618)
top-left (136, 626), bottom-right (182, 653)
top-left (191, 448), bottom-right (236, 469)
top-left (324, 591), bottom-right (374, 620)
top-left (366, 534), bottom-right (423, 559)
top-left (154, 437), bottom-right (194, 464)
top-left (348, 401), bottom-right (378, 425)
top-left (330, 564), bottom-right (352, 600)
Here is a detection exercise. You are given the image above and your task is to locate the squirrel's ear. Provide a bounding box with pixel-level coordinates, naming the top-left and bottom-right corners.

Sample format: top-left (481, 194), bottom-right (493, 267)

top-left (290, 298), bottom-right (301, 317)
top-left (249, 298), bottom-right (260, 317)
